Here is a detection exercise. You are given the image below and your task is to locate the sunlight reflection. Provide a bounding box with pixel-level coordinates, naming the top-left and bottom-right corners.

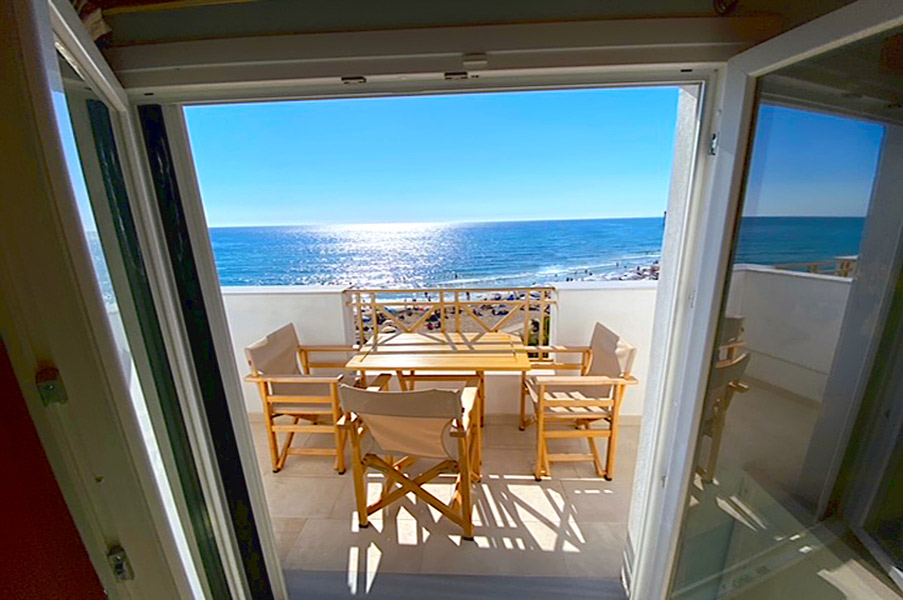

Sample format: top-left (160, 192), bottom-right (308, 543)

top-left (346, 546), bottom-right (359, 595)
top-left (366, 542), bottom-right (381, 593)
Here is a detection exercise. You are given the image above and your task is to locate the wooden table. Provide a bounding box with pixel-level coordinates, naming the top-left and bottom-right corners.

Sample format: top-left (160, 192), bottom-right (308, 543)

top-left (346, 331), bottom-right (532, 424)
top-left (347, 331), bottom-right (530, 378)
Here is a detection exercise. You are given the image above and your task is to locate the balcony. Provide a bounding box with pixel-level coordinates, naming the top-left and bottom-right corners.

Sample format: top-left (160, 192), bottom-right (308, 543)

top-left (216, 263), bottom-right (857, 594)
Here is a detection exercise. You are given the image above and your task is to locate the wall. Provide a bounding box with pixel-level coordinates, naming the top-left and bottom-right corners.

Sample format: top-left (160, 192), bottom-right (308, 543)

top-left (556, 281), bottom-right (658, 416)
top-left (726, 265), bottom-right (852, 401)
top-left (222, 283), bottom-right (657, 416)
top-left (222, 285), bottom-right (353, 412)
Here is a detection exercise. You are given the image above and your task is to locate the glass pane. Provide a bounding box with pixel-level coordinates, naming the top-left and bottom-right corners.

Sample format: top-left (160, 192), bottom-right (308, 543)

top-left (51, 55), bottom-right (205, 599)
top-left (670, 27), bottom-right (903, 600)
top-left (865, 428), bottom-right (903, 565)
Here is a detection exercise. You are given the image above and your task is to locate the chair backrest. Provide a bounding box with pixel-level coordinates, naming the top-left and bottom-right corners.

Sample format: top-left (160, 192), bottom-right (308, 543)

top-left (719, 315), bottom-right (745, 346)
top-left (245, 323), bottom-right (300, 376)
top-left (709, 351), bottom-right (750, 391)
top-left (340, 385), bottom-right (464, 459)
top-left (586, 322), bottom-right (637, 378)
top-left (703, 351), bottom-right (751, 422)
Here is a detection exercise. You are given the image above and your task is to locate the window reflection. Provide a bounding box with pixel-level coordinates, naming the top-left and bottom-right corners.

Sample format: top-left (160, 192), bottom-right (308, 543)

top-left (671, 26), bottom-right (903, 600)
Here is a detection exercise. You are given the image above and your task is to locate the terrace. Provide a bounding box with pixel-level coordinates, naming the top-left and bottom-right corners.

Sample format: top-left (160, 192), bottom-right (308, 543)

top-left (218, 262), bottom-right (858, 594)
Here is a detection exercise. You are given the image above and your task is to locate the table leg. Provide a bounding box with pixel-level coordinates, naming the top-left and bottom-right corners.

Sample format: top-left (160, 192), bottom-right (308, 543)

top-left (477, 372), bottom-right (486, 428)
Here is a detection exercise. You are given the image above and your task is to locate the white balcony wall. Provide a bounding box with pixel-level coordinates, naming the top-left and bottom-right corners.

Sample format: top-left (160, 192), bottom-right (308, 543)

top-left (222, 286), bottom-right (354, 413)
top-left (726, 265), bottom-right (852, 401)
top-left (555, 281), bottom-right (657, 416)
top-left (222, 283), bottom-right (656, 416)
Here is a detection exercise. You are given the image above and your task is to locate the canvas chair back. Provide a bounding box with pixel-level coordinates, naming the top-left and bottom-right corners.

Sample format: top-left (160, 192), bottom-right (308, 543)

top-left (340, 385), bottom-right (465, 459)
top-left (580, 322), bottom-right (637, 399)
top-left (587, 322), bottom-right (637, 378)
top-left (702, 351), bottom-right (750, 421)
top-left (245, 324), bottom-right (303, 395)
top-left (719, 315), bottom-right (744, 346)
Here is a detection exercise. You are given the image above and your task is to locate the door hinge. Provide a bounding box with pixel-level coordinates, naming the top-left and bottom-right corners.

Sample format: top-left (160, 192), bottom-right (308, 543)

top-left (107, 545), bottom-right (134, 582)
top-left (709, 131), bottom-right (718, 156)
top-left (35, 364), bottom-right (67, 406)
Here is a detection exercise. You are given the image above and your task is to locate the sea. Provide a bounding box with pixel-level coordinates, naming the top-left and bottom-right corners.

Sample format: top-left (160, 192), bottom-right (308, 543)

top-left (205, 216), bottom-right (866, 288)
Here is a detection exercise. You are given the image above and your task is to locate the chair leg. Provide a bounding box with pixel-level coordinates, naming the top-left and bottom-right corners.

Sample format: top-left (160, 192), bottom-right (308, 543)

top-left (605, 390), bottom-right (623, 481)
top-left (585, 423), bottom-right (606, 478)
top-left (519, 372), bottom-right (528, 431)
top-left (349, 426), bottom-right (369, 528)
top-left (258, 383), bottom-right (281, 472)
top-left (331, 384), bottom-right (346, 474)
top-left (535, 404), bottom-right (546, 480)
top-left (478, 373), bottom-right (486, 427)
top-left (705, 413), bottom-right (727, 483)
top-left (458, 435), bottom-right (474, 540)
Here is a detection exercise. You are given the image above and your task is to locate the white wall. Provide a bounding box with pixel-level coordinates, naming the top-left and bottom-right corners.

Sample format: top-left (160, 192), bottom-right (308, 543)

top-left (556, 281), bottom-right (658, 416)
top-left (726, 265), bottom-right (852, 401)
top-left (222, 283), bottom-right (657, 416)
top-left (222, 285), bottom-right (353, 412)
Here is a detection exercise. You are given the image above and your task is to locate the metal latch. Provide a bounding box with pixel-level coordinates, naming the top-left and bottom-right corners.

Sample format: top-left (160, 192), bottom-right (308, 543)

top-left (35, 364), bottom-right (67, 406)
top-left (107, 545), bottom-right (134, 581)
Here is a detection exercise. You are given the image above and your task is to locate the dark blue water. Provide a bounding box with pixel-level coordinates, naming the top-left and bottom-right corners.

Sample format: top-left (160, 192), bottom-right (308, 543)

top-left (734, 216), bottom-right (864, 266)
top-left (207, 216), bottom-right (865, 288)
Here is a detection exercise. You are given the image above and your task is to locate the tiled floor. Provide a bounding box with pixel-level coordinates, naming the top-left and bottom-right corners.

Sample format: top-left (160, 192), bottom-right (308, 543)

top-left (248, 414), bottom-right (638, 591)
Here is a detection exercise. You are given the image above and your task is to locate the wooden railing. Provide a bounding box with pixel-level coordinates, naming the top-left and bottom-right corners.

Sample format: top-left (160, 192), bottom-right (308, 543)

top-left (772, 256), bottom-right (858, 277)
top-left (344, 287), bottom-right (556, 346)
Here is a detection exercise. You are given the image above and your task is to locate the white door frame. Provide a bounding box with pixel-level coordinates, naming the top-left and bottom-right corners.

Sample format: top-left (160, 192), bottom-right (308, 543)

top-left (47, 0), bottom-right (267, 598)
top-left (19, 1), bottom-right (903, 600)
top-left (0, 0), bottom-right (199, 597)
top-left (629, 1), bottom-right (903, 598)
top-left (30, 3), bottom-right (730, 599)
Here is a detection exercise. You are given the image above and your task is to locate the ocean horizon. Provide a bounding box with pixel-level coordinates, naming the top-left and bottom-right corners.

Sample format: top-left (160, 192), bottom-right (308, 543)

top-left (205, 216), bottom-right (865, 289)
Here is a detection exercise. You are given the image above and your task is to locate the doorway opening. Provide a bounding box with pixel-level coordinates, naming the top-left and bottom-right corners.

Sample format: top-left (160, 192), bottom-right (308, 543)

top-left (176, 86), bottom-right (682, 594)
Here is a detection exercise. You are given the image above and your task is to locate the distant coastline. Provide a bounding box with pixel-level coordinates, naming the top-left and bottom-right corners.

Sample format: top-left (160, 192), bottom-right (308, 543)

top-left (207, 216), bottom-right (864, 289)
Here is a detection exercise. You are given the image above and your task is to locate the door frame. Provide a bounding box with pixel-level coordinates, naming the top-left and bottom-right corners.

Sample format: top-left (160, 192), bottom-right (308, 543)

top-left (20, 2), bottom-right (903, 600)
top-left (48, 0), bottom-right (263, 598)
top-left (0, 0), bottom-right (203, 597)
top-left (628, 1), bottom-right (903, 598)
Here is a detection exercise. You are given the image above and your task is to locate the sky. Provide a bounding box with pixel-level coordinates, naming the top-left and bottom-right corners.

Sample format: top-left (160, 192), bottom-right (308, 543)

top-left (743, 104), bottom-right (884, 218)
top-left (179, 88), bottom-right (885, 227)
top-left (184, 87), bottom-right (681, 227)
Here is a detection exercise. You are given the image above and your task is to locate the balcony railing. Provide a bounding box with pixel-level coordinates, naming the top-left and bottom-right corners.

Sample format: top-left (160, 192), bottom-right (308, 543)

top-left (344, 287), bottom-right (557, 346)
top-left (772, 255), bottom-right (858, 277)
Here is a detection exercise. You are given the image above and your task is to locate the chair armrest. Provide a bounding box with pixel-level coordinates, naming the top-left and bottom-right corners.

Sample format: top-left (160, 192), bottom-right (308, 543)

top-left (533, 375), bottom-right (638, 386)
top-left (524, 345), bottom-right (590, 353)
top-left (729, 381), bottom-right (749, 393)
top-left (364, 373), bottom-right (392, 391)
top-left (298, 344), bottom-right (360, 353)
top-left (244, 374), bottom-right (343, 385)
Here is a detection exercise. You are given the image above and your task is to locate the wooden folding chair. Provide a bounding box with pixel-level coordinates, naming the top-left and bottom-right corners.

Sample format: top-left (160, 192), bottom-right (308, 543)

top-left (339, 379), bottom-right (480, 539)
top-left (697, 351), bottom-right (750, 483)
top-left (718, 315), bottom-right (746, 361)
top-left (245, 323), bottom-right (378, 473)
top-left (523, 322), bottom-right (638, 480)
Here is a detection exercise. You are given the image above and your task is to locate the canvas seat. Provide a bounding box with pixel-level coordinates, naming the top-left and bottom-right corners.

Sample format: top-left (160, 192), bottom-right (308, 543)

top-left (244, 323), bottom-right (388, 473)
top-left (339, 379), bottom-right (481, 539)
top-left (522, 322), bottom-right (638, 480)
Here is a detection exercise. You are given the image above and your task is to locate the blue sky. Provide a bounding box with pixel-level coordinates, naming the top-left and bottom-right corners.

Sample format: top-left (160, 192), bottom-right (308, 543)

top-left (743, 104), bottom-right (884, 217)
top-left (184, 87), bottom-right (681, 226)
top-left (183, 89), bottom-right (886, 227)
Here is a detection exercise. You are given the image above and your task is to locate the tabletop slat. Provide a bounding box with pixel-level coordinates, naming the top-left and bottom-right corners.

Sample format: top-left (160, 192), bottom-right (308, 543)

top-left (346, 332), bottom-right (531, 372)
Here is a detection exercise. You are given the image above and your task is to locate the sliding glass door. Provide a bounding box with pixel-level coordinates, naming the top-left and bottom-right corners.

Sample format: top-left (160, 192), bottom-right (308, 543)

top-left (667, 21), bottom-right (903, 600)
